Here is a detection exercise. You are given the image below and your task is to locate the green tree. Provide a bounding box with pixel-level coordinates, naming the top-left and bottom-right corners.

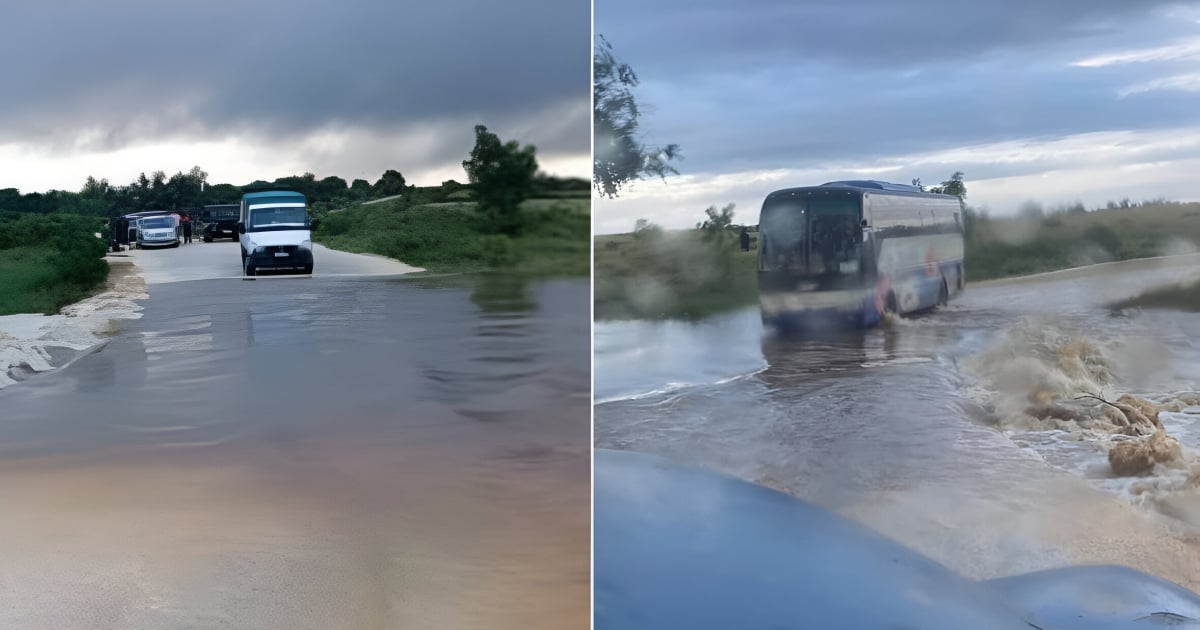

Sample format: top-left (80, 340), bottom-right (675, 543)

top-left (350, 178), bottom-right (372, 198)
top-left (461, 124), bottom-right (538, 235)
top-left (593, 35), bottom-right (680, 198)
top-left (81, 176), bottom-right (111, 199)
top-left (929, 171), bottom-right (966, 201)
top-left (317, 175), bottom-right (348, 199)
top-left (632, 217), bottom-right (663, 242)
top-left (696, 203), bottom-right (736, 243)
top-left (373, 170), bottom-right (407, 197)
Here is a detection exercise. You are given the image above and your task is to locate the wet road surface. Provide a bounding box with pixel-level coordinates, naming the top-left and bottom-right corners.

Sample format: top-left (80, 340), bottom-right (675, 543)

top-left (121, 240), bottom-right (421, 284)
top-left (595, 255), bottom-right (1200, 590)
top-left (0, 272), bottom-right (589, 628)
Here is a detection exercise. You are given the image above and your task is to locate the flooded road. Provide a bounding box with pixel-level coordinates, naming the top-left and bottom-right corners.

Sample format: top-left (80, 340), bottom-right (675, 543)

top-left (595, 254), bottom-right (1200, 590)
top-left (0, 272), bottom-right (589, 628)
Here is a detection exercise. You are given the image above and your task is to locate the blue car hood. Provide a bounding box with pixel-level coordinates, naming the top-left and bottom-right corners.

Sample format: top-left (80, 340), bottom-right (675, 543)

top-left (594, 449), bottom-right (1200, 629)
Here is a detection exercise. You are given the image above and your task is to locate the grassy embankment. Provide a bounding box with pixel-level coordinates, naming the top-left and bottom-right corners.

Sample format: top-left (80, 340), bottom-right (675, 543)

top-left (964, 201), bottom-right (1200, 281)
top-left (595, 229), bottom-right (758, 320)
top-left (314, 194), bottom-right (590, 277)
top-left (0, 213), bottom-right (109, 316)
top-left (595, 200), bottom-right (1200, 320)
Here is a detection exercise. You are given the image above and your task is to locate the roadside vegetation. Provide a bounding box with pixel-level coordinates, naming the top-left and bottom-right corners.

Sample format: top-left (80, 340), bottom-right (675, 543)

top-left (0, 213), bottom-right (108, 316)
top-left (963, 199), bottom-right (1200, 281)
top-left (595, 205), bottom-right (758, 320)
top-left (315, 195), bottom-right (589, 276)
top-left (313, 125), bottom-right (590, 276)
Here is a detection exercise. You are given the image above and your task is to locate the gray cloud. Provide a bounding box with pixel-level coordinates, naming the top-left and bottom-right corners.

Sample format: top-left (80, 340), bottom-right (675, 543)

top-left (599, 0), bottom-right (1194, 75)
top-left (596, 0), bottom-right (1200, 179)
top-left (2, 0), bottom-right (589, 159)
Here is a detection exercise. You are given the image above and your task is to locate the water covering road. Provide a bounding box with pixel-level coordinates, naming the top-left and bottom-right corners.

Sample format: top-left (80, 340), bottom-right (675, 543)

top-left (0, 259), bottom-right (589, 628)
top-left (595, 254), bottom-right (1200, 591)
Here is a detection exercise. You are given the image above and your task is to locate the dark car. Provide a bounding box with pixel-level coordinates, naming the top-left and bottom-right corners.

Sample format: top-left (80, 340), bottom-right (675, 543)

top-left (202, 217), bottom-right (239, 242)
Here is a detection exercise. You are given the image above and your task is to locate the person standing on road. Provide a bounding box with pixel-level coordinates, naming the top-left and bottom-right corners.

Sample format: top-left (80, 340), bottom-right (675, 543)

top-left (183, 218), bottom-right (193, 244)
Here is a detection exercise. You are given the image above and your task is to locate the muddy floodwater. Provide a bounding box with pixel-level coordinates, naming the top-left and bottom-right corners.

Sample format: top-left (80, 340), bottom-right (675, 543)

top-left (596, 254), bottom-right (1200, 591)
top-left (0, 272), bottom-right (589, 629)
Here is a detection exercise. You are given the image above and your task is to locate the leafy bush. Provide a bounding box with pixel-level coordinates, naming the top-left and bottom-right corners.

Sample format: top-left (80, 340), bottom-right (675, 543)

top-left (1082, 225), bottom-right (1122, 258)
top-left (0, 213), bottom-right (109, 314)
top-left (479, 234), bottom-right (518, 267)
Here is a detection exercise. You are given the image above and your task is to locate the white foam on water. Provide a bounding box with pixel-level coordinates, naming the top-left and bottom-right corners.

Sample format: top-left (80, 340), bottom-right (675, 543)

top-left (0, 260), bottom-right (147, 389)
top-left (860, 357), bottom-right (935, 368)
top-left (960, 315), bottom-right (1200, 515)
top-left (593, 367), bottom-right (769, 405)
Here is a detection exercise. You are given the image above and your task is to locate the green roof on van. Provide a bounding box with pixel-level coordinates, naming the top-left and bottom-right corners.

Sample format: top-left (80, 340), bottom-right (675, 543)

top-left (243, 190), bottom-right (305, 200)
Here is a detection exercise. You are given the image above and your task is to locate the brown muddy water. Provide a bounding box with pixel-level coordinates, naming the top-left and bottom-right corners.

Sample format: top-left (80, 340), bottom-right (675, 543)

top-left (595, 254), bottom-right (1200, 591)
top-left (0, 273), bottom-right (589, 629)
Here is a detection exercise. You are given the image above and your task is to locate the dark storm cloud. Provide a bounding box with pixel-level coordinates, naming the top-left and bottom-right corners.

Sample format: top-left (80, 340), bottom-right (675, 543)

top-left (596, 0), bottom-right (1200, 175)
top-left (1, 0), bottom-right (589, 155)
top-left (599, 0), bottom-right (1192, 75)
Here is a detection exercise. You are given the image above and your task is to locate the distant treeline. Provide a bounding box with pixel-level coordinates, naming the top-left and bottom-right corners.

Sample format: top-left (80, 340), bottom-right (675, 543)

top-left (0, 166), bottom-right (588, 218)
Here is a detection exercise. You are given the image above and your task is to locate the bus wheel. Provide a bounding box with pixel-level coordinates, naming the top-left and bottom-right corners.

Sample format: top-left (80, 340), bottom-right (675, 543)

top-left (938, 280), bottom-right (949, 306)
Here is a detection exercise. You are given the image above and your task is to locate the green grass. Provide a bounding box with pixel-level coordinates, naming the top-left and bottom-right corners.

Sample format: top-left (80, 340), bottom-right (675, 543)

top-left (595, 230), bottom-right (759, 320)
top-left (1109, 278), bottom-right (1200, 312)
top-left (313, 197), bottom-right (589, 277)
top-left (965, 201), bottom-right (1200, 281)
top-left (0, 212), bottom-right (110, 315)
top-left (0, 247), bottom-right (102, 315)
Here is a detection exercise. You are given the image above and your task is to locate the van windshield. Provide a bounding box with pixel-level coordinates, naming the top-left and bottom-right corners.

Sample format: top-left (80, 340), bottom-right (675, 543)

top-left (138, 217), bottom-right (173, 229)
top-left (248, 206), bottom-right (307, 230)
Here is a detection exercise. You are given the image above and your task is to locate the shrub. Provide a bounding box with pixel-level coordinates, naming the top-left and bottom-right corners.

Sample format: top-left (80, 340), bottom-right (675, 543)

top-left (1082, 225), bottom-right (1122, 258)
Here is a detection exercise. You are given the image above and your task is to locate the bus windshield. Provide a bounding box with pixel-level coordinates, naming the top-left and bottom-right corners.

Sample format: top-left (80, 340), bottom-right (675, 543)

top-left (760, 197), bottom-right (862, 275)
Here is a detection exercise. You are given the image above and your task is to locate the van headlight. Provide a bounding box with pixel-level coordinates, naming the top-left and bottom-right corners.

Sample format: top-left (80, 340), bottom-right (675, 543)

top-left (299, 240), bottom-right (312, 250)
top-left (253, 244), bottom-right (265, 253)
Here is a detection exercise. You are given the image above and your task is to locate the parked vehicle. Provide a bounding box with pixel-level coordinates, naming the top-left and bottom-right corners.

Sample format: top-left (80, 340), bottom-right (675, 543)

top-left (238, 190), bottom-right (314, 275)
top-left (201, 204), bottom-right (240, 242)
top-left (757, 180), bottom-right (964, 331)
top-left (135, 213), bottom-right (181, 248)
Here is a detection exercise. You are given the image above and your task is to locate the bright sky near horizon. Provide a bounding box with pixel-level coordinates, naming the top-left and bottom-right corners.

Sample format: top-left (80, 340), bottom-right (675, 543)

top-left (1, 0), bottom-right (589, 193)
top-left (594, 0), bottom-right (1200, 233)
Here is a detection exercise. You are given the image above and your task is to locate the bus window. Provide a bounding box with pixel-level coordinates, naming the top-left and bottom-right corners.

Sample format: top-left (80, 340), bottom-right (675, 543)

top-left (759, 201), bottom-right (806, 271)
top-left (807, 198), bottom-right (861, 275)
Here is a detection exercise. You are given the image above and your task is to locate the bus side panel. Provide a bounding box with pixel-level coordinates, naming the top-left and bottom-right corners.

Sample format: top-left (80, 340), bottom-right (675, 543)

top-left (876, 233), bottom-right (964, 313)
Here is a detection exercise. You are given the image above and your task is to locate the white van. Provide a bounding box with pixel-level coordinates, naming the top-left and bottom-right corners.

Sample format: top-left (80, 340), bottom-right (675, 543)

top-left (238, 190), bottom-right (314, 276)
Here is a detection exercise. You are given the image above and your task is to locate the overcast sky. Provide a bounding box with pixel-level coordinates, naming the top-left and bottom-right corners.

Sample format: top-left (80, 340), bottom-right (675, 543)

top-left (1, 0), bottom-right (589, 193)
top-left (594, 0), bottom-right (1200, 233)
